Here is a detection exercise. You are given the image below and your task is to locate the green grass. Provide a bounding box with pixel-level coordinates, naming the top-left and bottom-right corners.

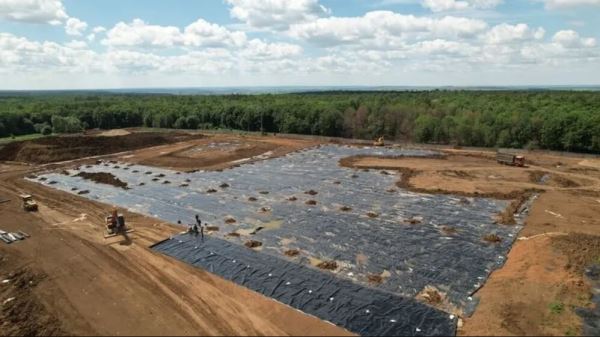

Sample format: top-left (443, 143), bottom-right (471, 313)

top-left (549, 301), bottom-right (565, 315)
top-left (0, 133), bottom-right (47, 145)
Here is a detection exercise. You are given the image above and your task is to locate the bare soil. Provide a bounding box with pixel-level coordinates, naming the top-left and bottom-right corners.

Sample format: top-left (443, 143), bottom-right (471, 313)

top-left (0, 132), bottom-right (201, 164)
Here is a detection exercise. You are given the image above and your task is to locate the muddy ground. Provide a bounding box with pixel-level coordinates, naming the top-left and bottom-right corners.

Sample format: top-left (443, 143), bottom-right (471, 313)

top-left (1, 129), bottom-right (600, 336)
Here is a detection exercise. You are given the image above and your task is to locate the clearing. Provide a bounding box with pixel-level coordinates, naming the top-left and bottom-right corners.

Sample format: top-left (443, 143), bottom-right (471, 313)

top-left (1, 129), bottom-right (599, 336)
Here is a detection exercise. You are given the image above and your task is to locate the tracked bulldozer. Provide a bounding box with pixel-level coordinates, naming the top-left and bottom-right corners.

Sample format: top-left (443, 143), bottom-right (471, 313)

top-left (105, 208), bottom-right (134, 238)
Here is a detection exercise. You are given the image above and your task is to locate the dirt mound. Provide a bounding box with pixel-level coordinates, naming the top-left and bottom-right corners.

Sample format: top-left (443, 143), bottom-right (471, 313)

top-left (0, 132), bottom-right (200, 164)
top-left (367, 274), bottom-right (383, 284)
top-left (552, 233), bottom-right (600, 274)
top-left (224, 218), bottom-right (237, 224)
top-left (483, 234), bottom-right (502, 243)
top-left (284, 249), bottom-right (300, 257)
top-left (0, 264), bottom-right (63, 336)
top-left (75, 172), bottom-right (129, 189)
top-left (305, 190), bottom-right (318, 196)
top-left (244, 240), bottom-right (262, 248)
top-left (305, 200), bottom-right (317, 206)
top-left (316, 260), bottom-right (338, 270)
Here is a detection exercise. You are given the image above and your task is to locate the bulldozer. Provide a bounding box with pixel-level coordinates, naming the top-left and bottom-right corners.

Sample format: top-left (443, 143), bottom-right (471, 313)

top-left (105, 208), bottom-right (134, 238)
top-left (21, 194), bottom-right (38, 212)
top-left (373, 136), bottom-right (385, 147)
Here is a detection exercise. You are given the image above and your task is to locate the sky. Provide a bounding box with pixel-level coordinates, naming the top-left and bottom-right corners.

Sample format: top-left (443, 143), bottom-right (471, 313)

top-left (0, 0), bottom-right (599, 89)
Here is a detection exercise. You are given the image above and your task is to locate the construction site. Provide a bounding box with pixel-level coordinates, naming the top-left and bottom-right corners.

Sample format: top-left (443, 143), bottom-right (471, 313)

top-left (1, 129), bottom-right (600, 336)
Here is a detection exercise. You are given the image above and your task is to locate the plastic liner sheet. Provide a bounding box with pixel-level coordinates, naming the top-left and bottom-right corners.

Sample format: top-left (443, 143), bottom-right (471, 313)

top-left (30, 145), bottom-right (527, 329)
top-left (152, 233), bottom-right (457, 336)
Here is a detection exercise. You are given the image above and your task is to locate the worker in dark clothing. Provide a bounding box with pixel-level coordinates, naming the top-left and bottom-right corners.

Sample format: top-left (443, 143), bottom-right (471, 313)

top-left (195, 214), bottom-right (204, 240)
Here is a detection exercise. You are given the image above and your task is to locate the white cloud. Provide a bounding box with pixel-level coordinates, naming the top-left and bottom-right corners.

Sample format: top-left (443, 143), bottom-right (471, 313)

top-left (540, 0), bottom-right (600, 9)
top-left (102, 18), bottom-right (248, 48)
top-left (92, 26), bottom-right (106, 34)
top-left (65, 17), bottom-right (88, 36)
top-left (484, 23), bottom-right (545, 44)
top-left (0, 0), bottom-right (67, 24)
top-left (183, 19), bottom-right (247, 47)
top-left (289, 11), bottom-right (488, 47)
top-left (553, 30), bottom-right (597, 48)
top-left (0, 32), bottom-right (102, 73)
top-left (422, 0), bottom-right (502, 12)
top-left (225, 0), bottom-right (330, 30)
top-left (102, 19), bottom-right (182, 47)
top-left (240, 39), bottom-right (303, 60)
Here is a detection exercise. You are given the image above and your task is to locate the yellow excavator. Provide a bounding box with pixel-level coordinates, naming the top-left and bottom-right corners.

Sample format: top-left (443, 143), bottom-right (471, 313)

top-left (373, 136), bottom-right (385, 147)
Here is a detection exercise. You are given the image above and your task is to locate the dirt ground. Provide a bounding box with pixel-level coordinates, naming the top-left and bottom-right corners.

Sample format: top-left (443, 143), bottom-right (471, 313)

top-left (120, 134), bottom-right (320, 172)
top-left (342, 149), bottom-right (600, 336)
top-left (1, 131), bottom-right (600, 336)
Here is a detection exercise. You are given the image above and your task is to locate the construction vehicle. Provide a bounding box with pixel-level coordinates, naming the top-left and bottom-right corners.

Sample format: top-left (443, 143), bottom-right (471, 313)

top-left (496, 152), bottom-right (525, 167)
top-left (373, 136), bottom-right (385, 147)
top-left (21, 194), bottom-right (38, 212)
top-left (105, 208), bottom-right (134, 238)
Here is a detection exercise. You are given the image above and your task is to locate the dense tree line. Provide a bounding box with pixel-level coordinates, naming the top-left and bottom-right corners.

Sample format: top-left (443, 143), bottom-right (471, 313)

top-left (0, 91), bottom-right (599, 153)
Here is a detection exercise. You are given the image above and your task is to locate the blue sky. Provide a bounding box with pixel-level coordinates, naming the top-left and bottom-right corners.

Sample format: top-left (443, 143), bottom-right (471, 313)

top-left (0, 0), bottom-right (599, 89)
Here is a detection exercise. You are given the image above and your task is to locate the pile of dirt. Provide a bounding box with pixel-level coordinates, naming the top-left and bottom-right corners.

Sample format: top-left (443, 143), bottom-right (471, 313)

top-left (287, 196), bottom-right (297, 201)
top-left (305, 200), bottom-right (317, 206)
top-left (496, 190), bottom-right (541, 225)
top-left (205, 226), bottom-right (219, 232)
top-left (552, 233), bottom-right (600, 274)
top-left (422, 289), bottom-right (443, 305)
top-left (248, 197), bottom-right (258, 202)
top-left (224, 218), bottom-right (237, 224)
top-left (483, 234), bottom-right (502, 243)
top-left (206, 189), bottom-right (217, 193)
top-left (0, 132), bottom-right (200, 164)
top-left (244, 240), bottom-right (262, 249)
top-left (340, 206), bottom-right (352, 212)
top-left (441, 226), bottom-right (458, 235)
top-left (226, 232), bottom-right (240, 238)
top-left (284, 249), bottom-right (300, 257)
top-left (305, 190), bottom-right (318, 196)
top-left (367, 274), bottom-right (383, 284)
top-left (366, 212), bottom-right (379, 218)
top-left (219, 183), bottom-right (230, 189)
top-left (75, 172), bottom-right (129, 190)
top-left (316, 261), bottom-right (338, 270)
top-left (0, 261), bottom-right (63, 336)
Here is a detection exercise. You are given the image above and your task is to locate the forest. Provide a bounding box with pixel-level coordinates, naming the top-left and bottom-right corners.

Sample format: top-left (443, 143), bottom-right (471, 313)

top-left (0, 90), bottom-right (599, 153)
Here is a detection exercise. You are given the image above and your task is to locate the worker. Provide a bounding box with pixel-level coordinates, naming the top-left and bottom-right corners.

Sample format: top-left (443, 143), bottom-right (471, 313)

top-left (195, 215), bottom-right (204, 240)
